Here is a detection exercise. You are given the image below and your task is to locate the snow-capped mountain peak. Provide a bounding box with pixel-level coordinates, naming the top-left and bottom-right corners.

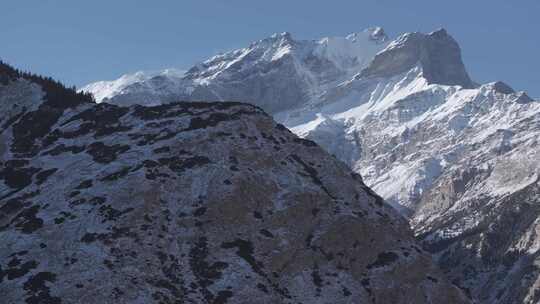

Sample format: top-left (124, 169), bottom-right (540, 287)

top-left (269, 31), bottom-right (293, 41)
top-left (314, 28), bottom-right (389, 73)
top-left (359, 28), bottom-right (474, 88)
top-left (344, 26), bottom-right (388, 44)
top-left (82, 28), bottom-right (390, 113)
top-left (81, 68), bottom-right (185, 105)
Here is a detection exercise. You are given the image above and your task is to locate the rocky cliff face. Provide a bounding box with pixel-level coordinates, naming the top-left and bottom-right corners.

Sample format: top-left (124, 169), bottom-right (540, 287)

top-left (82, 28), bottom-right (540, 303)
top-left (359, 29), bottom-right (474, 88)
top-left (0, 65), bottom-right (468, 303)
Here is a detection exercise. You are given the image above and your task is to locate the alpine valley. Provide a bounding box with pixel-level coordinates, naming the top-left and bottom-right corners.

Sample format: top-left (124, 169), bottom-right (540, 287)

top-left (83, 27), bottom-right (540, 303)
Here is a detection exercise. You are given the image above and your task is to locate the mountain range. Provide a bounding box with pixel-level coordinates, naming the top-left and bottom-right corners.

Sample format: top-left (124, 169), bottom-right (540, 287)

top-left (82, 27), bottom-right (540, 303)
top-left (0, 61), bottom-right (468, 303)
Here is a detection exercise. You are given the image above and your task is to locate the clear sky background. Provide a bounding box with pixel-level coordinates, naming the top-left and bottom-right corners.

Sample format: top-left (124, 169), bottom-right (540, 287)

top-left (1, 1), bottom-right (539, 97)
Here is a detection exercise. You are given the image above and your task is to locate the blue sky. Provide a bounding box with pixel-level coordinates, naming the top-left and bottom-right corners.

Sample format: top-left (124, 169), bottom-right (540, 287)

top-left (2, 1), bottom-right (539, 96)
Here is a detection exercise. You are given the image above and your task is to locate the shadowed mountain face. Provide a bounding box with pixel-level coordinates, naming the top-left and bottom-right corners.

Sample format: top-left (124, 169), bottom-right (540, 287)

top-left (82, 28), bottom-right (540, 303)
top-left (0, 65), bottom-right (468, 304)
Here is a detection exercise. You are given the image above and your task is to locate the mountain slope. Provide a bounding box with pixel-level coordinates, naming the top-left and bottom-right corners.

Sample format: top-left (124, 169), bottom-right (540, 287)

top-left (83, 28), bottom-right (540, 303)
top-left (82, 28), bottom-right (388, 113)
top-left (281, 30), bottom-right (540, 303)
top-left (81, 69), bottom-right (186, 106)
top-left (293, 66), bottom-right (540, 303)
top-left (0, 63), bottom-right (468, 303)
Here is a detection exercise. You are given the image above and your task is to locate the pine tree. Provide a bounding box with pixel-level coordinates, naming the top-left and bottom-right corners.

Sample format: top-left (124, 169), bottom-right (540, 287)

top-left (0, 59), bottom-right (95, 107)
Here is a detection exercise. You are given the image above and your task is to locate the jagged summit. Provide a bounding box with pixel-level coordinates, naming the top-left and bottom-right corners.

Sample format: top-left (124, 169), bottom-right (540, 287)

top-left (428, 27), bottom-right (449, 38)
top-left (269, 31), bottom-right (293, 40)
top-left (82, 27), bottom-right (481, 112)
top-left (515, 91), bottom-right (534, 103)
top-left (483, 81), bottom-right (533, 103)
top-left (359, 28), bottom-right (474, 88)
top-left (490, 81), bottom-right (516, 94)
top-left (365, 26), bottom-right (388, 43)
top-left (83, 28), bottom-right (389, 113)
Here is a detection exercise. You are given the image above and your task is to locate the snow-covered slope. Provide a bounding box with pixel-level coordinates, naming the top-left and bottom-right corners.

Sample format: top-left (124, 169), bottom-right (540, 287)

top-left (289, 67), bottom-right (540, 302)
top-left (82, 28), bottom-right (388, 113)
top-left (81, 69), bottom-right (185, 106)
top-left (0, 64), bottom-right (469, 303)
top-left (83, 28), bottom-right (540, 303)
top-left (280, 30), bottom-right (540, 303)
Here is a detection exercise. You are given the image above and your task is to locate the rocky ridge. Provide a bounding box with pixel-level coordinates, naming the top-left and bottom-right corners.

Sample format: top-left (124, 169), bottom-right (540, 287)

top-left (0, 63), bottom-right (468, 303)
